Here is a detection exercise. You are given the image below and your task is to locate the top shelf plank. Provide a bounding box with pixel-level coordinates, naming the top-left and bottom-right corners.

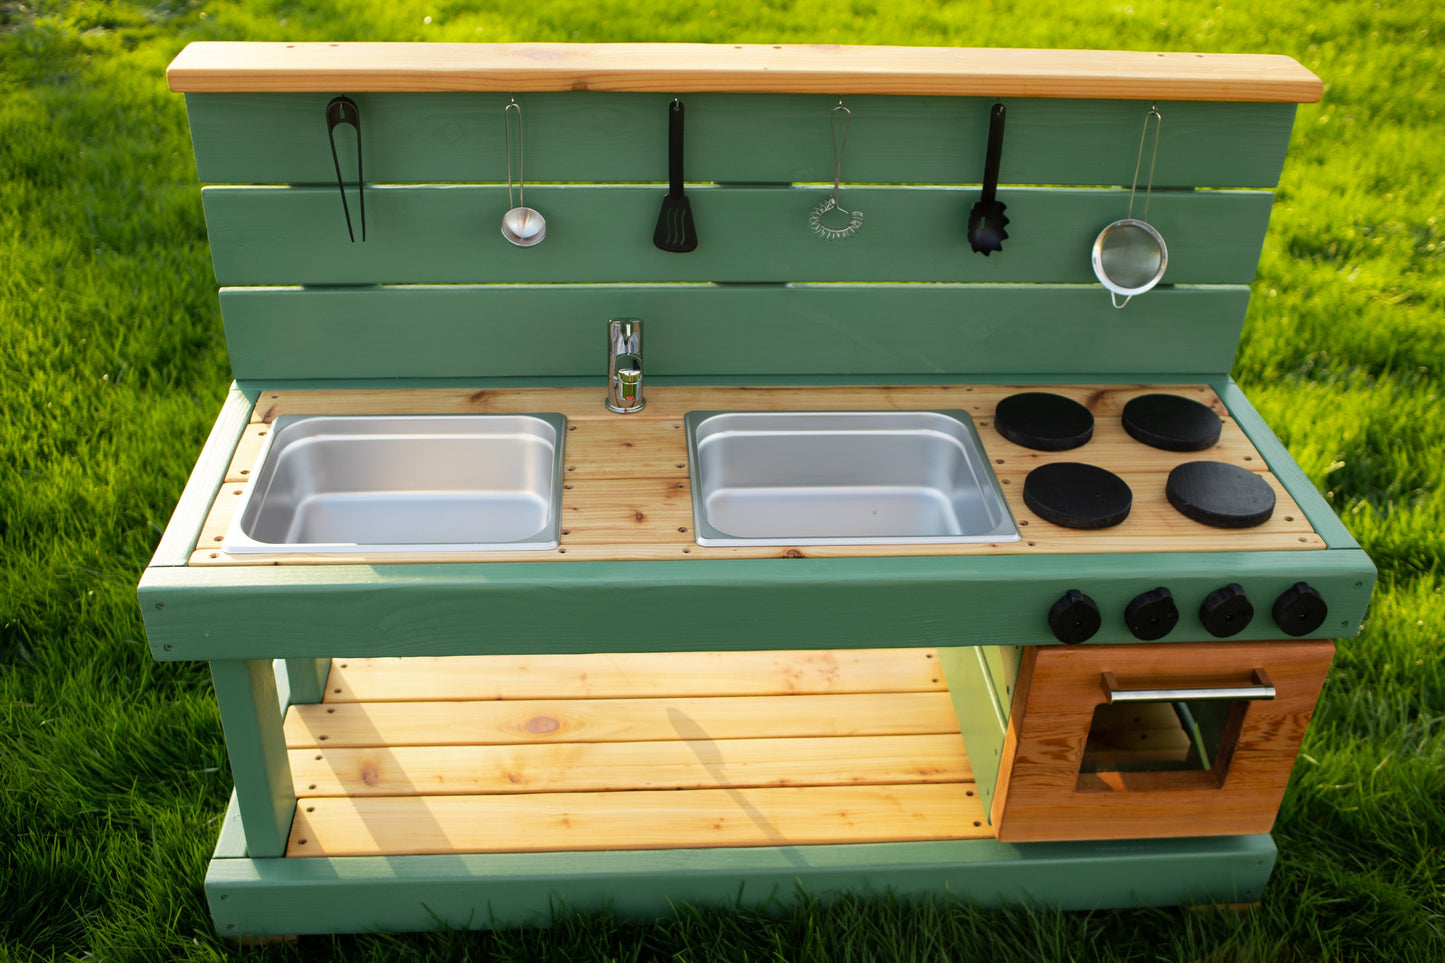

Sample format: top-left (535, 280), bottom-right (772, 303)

top-left (166, 43), bottom-right (1322, 103)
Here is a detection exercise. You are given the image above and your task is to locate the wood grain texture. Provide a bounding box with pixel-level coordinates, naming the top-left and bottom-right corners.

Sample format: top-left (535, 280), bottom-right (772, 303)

top-left (283, 691), bottom-right (962, 749)
top-left (167, 43), bottom-right (1322, 102)
top-left (217, 285), bottom-right (1252, 382)
top-left (188, 384), bottom-right (1325, 566)
top-left (147, 384), bottom-right (256, 567)
top-left (322, 648), bottom-right (946, 702)
top-left (200, 185), bottom-right (1272, 287)
top-left (288, 733), bottom-right (973, 797)
top-left (991, 640), bottom-right (1334, 842)
top-left (286, 783), bottom-right (990, 856)
top-left (184, 93), bottom-right (1298, 189)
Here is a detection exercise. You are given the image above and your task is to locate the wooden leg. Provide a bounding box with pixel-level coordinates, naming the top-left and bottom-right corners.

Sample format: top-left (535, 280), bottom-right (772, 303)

top-left (210, 659), bottom-right (296, 858)
top-left (278, 657), bottom-right (331, 707)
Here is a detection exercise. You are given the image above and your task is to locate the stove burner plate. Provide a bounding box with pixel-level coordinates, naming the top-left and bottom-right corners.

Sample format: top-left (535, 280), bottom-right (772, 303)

top-left (994, 392), bottom-right (1093, 451)
top-left (1023, 462), bottom-right (1132, 529)
top-left (1166, 461), bottom-right (1276, 528)
top-left (1121, 393), bottom-right (1223, 451)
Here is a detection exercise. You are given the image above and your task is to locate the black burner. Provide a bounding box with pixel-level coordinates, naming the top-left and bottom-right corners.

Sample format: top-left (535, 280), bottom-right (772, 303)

top-left (1166, 461), bottom-right (1276, 528)
top-left (1122, 393), bottom-right (1223, 451)
top-left (994, 392), bottom-right (1093, 451)
top-left (1023, 462), bottom-right (1132, 529)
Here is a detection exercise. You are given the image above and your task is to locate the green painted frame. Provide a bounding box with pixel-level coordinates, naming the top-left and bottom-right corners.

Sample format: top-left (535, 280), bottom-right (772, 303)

top-left (200, 186), bottom-right (1272, 286)
top-left (218, 285), bottom-right (1254, 381)
top-left (184, 93), bottom-right (1298, 189)
top-left (204, 793), bottom-right (1278, 936)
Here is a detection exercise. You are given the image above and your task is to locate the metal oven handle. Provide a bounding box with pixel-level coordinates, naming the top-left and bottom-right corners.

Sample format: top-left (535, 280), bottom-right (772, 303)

top-left (1100, 668), bottom-right (1276, 704)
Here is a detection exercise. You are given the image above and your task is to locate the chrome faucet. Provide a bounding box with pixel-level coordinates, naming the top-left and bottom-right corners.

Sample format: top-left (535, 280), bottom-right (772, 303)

top-left (606, 319), bottom-right (645, 413)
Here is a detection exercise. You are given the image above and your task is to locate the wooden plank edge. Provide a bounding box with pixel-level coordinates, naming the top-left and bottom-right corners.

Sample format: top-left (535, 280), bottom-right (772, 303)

top-left (167, 43), bottom-right (1322, 102)
top-left (147, 383), bottom-right (257, 567)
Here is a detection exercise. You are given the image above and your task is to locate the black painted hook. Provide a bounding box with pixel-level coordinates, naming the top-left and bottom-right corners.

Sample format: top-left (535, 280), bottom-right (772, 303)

top-left (326, 95), bottom-right (365, 242)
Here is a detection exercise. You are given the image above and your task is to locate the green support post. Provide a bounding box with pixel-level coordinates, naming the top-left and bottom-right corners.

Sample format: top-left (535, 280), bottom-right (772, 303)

top-left (210, 659), bottom-right (296, 858)
top-left (278, 658), bottom-right (331, 707)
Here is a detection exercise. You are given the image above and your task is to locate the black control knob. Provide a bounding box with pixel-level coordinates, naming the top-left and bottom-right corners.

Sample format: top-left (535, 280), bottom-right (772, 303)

top-left (1125, 587), bottom-right (1179, 641)
top-left (1273, 582), bottom-right (1328, 637)
top-left (1049, 589), bottom-right (1101, 644)
top-left (1199, 583), bottom-right (1254, 638)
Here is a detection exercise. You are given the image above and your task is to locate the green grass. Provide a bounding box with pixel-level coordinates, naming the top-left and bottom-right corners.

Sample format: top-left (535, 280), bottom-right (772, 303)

top-left (2, 0), bottom-right (1442, 960)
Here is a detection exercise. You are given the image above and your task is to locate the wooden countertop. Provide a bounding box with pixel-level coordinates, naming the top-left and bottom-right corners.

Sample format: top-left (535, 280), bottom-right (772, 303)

top-left (167, 43), bottom-right (1323, 103)
top-left (188, 384), bottom-right (1323, 567)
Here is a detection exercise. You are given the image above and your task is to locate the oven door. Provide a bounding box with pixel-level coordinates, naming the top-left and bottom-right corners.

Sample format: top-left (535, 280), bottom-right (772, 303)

top-left (992, 640), bottom-right (1333, 842)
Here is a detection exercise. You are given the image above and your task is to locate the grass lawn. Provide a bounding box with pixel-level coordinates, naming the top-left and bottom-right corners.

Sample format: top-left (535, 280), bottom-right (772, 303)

top-left (2, 0), bottom-right (1441, 959)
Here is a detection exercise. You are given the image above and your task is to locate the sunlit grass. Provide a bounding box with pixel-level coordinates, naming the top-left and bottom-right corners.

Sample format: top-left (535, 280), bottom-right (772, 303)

top-left (2, 0), bottom-right (1442, 959)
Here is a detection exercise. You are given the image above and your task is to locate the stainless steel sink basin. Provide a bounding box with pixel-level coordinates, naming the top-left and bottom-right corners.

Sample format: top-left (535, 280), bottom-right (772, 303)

top-left (222, 414), bottom-right (565, 554)
top-left (684, 410), bottom-right (1019, 546)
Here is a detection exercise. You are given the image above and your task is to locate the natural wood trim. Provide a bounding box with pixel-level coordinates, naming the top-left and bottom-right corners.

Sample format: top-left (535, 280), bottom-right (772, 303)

top-left (287, 783), bottom-right (990, 856)
top-left (189, 384), bottom-right (1326, 566)
top-left (992, 640), bottom-right (1334, 842)
top-left (167, 43), bottom-right (1322, 103)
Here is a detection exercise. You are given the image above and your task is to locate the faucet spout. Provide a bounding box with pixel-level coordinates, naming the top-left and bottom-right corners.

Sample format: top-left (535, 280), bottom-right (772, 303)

top-left (606, 319), bottom-right (645, 413)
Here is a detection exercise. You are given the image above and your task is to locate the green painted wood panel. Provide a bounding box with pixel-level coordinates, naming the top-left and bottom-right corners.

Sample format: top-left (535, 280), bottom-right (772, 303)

top-left (208, 660), bottom-right (295, 858)
top-left (201, 185), bottom-right (1274, 286)
top-left (218, 284), bottom-right (1251, 381)
top-left (276, 658), bottom-right (330, 707)
top-left (141, 549), bottom-right (1377, 662)
top-left (204, 833), bottom-right (1277, 935)
top-left (185, 93), bottom-right (1298, 189)
top-left (146, 383), bottom-right (257, 567)
top-left (1213, 378), bottom-right (1371, 555)
top-left (938, 647), bottom-right (1007, 823)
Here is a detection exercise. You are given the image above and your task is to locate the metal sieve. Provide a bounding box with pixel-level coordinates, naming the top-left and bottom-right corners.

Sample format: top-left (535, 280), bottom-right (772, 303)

top-left (1092, 108), bottom-right (1166, 308)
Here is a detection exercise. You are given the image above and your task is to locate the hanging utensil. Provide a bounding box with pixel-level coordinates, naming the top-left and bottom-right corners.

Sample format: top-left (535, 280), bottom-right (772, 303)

top-left (809, 101), bottom-right (863, 240)
top-left (326, 95), bottom-right (364, 243)
top-left (966, 102), bottom-right (1009, 255)
top-left (653, 99), bottom-right (698, 253)
top-left (500, 98), bottom-right (546, 247)
top-left (1092, 107), bottom-right (1168, 308)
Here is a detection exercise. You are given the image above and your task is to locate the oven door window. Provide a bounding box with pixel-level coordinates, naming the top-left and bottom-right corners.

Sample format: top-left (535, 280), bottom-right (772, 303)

top-left (1078, 698), bottom-right (1243, 783)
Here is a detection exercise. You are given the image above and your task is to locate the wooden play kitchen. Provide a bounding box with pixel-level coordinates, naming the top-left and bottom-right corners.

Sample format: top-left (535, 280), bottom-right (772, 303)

top-left (141, 43), bottom-right (1376, 937)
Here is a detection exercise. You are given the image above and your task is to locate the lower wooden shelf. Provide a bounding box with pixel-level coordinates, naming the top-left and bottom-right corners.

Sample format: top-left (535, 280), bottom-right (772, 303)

top-left (204, 647), bottom-right (1284, 935)
top-left (281, 648), bottom-right (990, 858)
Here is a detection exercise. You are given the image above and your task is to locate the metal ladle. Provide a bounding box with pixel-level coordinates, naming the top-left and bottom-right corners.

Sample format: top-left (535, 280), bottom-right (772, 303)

top-left (501, 99), bottom-right (546, 247)
top-left (1092, 107), bottom-right (1167, 308)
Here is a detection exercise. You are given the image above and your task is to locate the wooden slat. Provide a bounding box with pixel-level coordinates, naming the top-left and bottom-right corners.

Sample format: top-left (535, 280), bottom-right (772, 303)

top-left (224, 422), bottom-right (268, 483)
top-left (290, 733), bottom-right (972, 797)
top-left (202, 185), bottom-right (1273, 286)
top-left (183, 92), bottom-right (1299, 189)
top-left (286, 783), bottom-right (991, 857)
top-left (167, 43), bottom-right (1322, 103)
top-left (323, 648), bottom-right (947, 702)
top-left (189, 383), bottom-right (1325, 566)
top-left (218, 285), bottom-right (1252, 382)
top-left (283, 691), bottom-right (962, 749)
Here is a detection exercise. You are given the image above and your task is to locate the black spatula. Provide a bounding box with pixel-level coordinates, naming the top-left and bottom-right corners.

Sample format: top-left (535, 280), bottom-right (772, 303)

top-left (653, 99), bottom-right (698, 253)
top-left (967, 102), bottom-right (1009, 255)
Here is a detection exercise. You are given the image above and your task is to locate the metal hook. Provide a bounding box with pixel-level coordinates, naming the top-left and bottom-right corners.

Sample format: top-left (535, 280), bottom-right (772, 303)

top-left (505, 98), bottom-right (524, 210)
top-left (830, 100), bottom-right (852, 208)
top-left (1126, 106), bottom-right (1163, 223)
top-left (326, 95), bottom-right (364, 243)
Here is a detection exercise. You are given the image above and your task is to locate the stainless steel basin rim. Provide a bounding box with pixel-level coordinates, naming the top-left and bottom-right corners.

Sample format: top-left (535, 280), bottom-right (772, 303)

top-left (684, 409), bottom-right (1020, 546)
top-left (222, 413), bottom-right (566, 554)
